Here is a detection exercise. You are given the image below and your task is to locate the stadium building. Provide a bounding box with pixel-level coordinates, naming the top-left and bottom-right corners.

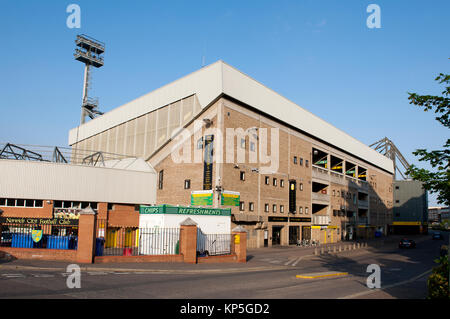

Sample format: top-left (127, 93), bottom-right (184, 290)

top-left (68, 61), bottom-right (394, 248)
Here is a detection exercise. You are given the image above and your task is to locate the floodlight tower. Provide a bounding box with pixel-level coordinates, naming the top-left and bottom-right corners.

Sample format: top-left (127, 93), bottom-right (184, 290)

top-left (74, 34), bottom-right (105, 125)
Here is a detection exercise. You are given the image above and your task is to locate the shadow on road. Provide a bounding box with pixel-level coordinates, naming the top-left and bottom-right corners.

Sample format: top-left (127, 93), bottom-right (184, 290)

top-left (308, 234), bottom-right (446, 299)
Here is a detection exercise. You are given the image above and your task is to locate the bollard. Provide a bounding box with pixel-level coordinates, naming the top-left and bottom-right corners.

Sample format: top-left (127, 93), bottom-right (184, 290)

top-left (357, 243), bottom-right (360, 249)
top-left (339, 245), bottom-right (342, 252)
top-left (321, 247), bottom-right (324, 254)
top-left (314, 248), bottom-right (318, 255)
top-left (353, 243), bottom-right (356, 250)
top-left (333, 246), bottom-right (336, 253)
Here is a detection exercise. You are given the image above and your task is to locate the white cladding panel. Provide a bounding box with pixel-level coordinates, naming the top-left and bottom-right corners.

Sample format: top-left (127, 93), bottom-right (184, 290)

top-left (68, 62), bottom-right (223, 145)
top-left (0, 160), bottom-right (156, 204)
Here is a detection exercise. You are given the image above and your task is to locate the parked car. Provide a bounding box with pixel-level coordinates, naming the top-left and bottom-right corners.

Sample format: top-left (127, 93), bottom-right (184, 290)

top-left (399, 238), bottom-right (416, 249)
top-left (432, 232), bottom-right (443, 240)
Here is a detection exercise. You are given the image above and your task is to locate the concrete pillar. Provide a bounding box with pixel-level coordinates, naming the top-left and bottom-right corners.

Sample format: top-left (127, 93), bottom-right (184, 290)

top-left (179, 218), bottom-right (198, 264)
top-left (232, 226), bottom-right (247, 263)
top-left (76, 207), bottom-right (97, 264)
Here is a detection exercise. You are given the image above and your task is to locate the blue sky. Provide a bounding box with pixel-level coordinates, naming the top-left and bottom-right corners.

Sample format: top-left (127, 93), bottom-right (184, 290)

top-left (0, 0), bottom-right (448, 205)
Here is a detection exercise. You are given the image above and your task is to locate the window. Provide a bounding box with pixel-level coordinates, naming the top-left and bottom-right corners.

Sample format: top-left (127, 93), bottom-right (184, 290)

top-left (305, 207), bottom-right (309, 214)
top-left (305, 160), bottom-right (309, 167)
top-left (395, 186), bottom-right (399, 190)
top-left (280, 205), bottom-right (284, 213)
top-left (293, 156), bottom-right (297, 164)
top-left (249, 202), bottom-right (254, 211)
top-left (333, 190), bottom-right (336, 196)
top-left (299, 207), bottom-right (303, 214)
top-left (184, 179), bottom-right (191, 189)
top-left (1, 198), bottom-right (43, 208)
top-left (273, 204), bottom-right (277, 213)
top-left (240, 171), bottom-right (245, 181)
top-left (273, 178), bottom-right (277, 186)
top-left (158, 170), bottom-right (164, 190)
top-left (300, 158), bottom-right (303, 166)
top-left (300, 183), bottom-right (303, 191)
top-left (395, 200), bottom-right (400, 204)
top-left (108, 203), bottom-right (114, 210)
top-left (239, 201), bottom-right (245, 211)
top-left (280, 179), bottom-right (284, 188)
top-left (240, 138), bottom-right (246, 149)
top-left (265, 204), bottom-right (269, 212)
top-left (250, 141), bottom-right (256, 152)
top-left (265, 176), bottom-right (270, 185)
top-left (197, 137), bottom-right (203, 149)
top-left (16, 199), bottom-right (25, 207)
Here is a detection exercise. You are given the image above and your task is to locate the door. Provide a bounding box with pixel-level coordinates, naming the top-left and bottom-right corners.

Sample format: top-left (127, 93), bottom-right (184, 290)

top-left (264, 230), bottom-right (268, 247)
top-left (302, 226), bottom-right (311, 241)
top-left (272, 226), bottom-right (282, 245)
top-left (289, 226), bottom-right (300, 245)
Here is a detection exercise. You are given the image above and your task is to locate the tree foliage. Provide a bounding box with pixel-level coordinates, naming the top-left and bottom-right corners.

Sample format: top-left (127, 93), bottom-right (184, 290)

top-left (427, 255), bottom-right (449, 299)
top-left (406, 73), bottom-right (450, 206)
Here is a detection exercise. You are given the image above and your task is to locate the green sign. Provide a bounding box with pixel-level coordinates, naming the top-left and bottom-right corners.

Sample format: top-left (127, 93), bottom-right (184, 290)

top-left (221, 191), bottom-right (240, 206)
top-left (191, 190), bottom-right (213, 206)
top-left (140, 204), bottom-right (231, 216)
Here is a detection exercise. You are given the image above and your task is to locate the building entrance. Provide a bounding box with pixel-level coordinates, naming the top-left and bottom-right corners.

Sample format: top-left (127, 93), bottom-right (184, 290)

top-left (272, 226), bottom-right (282, 246)
top-left (289, 226), bottom-right (300, 245)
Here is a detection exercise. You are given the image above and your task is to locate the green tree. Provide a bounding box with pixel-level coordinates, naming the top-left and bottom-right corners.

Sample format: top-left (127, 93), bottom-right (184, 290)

top-left (427, 256), bottom-right (449, 299)
top-left (406, 73), bottom-right (450, 206)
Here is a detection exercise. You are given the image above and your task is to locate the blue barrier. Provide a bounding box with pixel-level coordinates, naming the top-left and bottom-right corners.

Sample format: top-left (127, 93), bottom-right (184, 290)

top-left (11, 234), bottom-right (33, 248)
top-left (47, 236), bottom-right (69, 250)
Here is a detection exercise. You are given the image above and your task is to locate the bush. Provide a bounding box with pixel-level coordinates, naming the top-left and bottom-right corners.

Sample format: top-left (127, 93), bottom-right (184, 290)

top-left (427, 256), bottom-right (450, 299)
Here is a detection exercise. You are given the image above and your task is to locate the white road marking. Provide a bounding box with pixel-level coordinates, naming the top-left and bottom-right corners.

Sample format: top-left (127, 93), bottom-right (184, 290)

top-left (338, 269), bottom-right (433, 299)
top-left (1, 274), bottom-right (26, 278)
top-left (284, 257), bottom-right (297, 266)
top-left (292, 257), bottom-right (303, 267)
top-left (31, 274), bottom-right (55, 278)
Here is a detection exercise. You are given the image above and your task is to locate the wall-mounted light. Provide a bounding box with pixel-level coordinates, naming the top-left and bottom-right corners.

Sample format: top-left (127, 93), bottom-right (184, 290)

top-left (203, 118), bottom-right (212, 127)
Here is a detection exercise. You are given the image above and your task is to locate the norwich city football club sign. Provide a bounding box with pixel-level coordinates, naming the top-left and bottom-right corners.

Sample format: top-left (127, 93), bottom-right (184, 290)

top-left (32, 229), bottom-right (43, 243)
top-left (220, 191), bottom-right (240, 206)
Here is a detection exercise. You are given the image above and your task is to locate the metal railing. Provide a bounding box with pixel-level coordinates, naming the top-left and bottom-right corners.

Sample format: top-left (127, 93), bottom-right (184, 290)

top-left (0, 218), bottom-right (78, 250)
top-left (0, 143), bottom-right (132, 167)
top-left (94, 224), bottom-right (180, 257)
top-left (197, 230), bottom-right (233, 256)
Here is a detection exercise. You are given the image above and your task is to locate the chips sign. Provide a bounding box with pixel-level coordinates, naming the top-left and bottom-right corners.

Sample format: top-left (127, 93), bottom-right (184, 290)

top-left (191, 190), bottom-right (213, 206)
top-left (221, 191), bottom-right (240, 206)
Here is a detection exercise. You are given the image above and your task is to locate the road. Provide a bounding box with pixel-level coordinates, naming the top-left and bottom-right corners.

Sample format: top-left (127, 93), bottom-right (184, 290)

top-left (0, 233), bottom-right (447, 300)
